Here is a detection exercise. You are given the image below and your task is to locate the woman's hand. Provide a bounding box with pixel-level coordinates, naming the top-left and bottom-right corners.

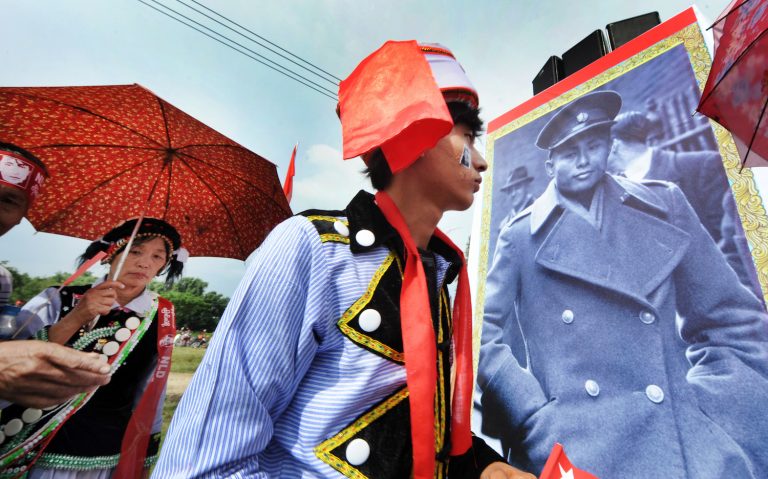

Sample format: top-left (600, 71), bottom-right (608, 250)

top-left (481, 462), bottom-right (537, 479)
top-left (48, 281), bottom-right (124, 344)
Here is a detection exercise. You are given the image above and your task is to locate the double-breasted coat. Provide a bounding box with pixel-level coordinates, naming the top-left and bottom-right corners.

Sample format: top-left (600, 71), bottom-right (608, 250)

top-left (479, 175), bottom-right (768, 478)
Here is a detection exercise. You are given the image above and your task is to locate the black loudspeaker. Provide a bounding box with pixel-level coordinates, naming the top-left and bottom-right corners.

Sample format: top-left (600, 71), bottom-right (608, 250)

top-left (561, 30), bottom-right (610, 78)
top-left (606, 12), bottom-right (661, 49)
top-left (532, 56), bottom-right (564, 95)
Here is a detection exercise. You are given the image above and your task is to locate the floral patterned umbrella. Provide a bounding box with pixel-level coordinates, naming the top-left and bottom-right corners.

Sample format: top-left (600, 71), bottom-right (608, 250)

top-left (697, 0), bottom-right (768, 165)
top-left (0, 84), bottom-right (291, 259)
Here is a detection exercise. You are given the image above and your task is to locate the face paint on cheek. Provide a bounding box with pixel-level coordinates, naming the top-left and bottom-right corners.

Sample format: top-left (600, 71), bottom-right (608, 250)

top-left (459, 144), bottom-right (472, 169)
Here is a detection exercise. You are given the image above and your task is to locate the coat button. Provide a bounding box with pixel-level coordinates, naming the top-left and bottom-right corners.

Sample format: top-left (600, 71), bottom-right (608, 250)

top-left (645, 384), bottom-right (664, 403)
top-left (358, 309), bottom-right (382, 332)
top-left (355, 229), bottom-right (376, 247)
top-left (333, 221), bottom-right (350, 237)
top-left (4, 418), bottom-right (23, 437)
top-left (561, 309), bottom-right (574, 324)
top-left (639, 311), bottom-right (656, 324)
top-left (21, 408), bottom-right (43, 424)
top-left (585, 379), bottom-right (600, 397)
top-left (346, 438), bottom-right (370, 466)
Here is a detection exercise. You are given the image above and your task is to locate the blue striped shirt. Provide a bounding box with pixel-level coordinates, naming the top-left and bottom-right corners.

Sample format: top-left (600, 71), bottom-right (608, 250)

top-left (153, 214), bottom-right (451, 478)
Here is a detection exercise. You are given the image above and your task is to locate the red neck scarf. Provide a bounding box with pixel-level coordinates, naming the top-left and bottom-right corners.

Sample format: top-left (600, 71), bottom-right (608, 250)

top-left (375, 191), bottom-right (473, 478)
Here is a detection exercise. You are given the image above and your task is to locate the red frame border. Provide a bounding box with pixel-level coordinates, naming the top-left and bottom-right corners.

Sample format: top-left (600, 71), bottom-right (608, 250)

top-left (488, 8), bottom-right (698, 133)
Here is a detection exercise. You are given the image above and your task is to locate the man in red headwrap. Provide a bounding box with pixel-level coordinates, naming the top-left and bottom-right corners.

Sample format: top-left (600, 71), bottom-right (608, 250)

top-left (0, 143), bottom-right (111, 409)
top-left (155, 42), bottom-right (534, 479)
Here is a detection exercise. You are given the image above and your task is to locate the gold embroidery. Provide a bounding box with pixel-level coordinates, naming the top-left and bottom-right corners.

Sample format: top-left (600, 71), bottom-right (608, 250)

top-left (338, 253), bottom-right (404, 362)
top-left (307, 215), bottom-right (348, 224)
top-left (320, 234), bottom-right (351, 244)
top-left (314, 388), bottom-right (410, 479)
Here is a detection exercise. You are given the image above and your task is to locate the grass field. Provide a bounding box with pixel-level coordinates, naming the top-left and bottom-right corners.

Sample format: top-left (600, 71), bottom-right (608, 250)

top-left (162, 347), bottom-right (206, 438)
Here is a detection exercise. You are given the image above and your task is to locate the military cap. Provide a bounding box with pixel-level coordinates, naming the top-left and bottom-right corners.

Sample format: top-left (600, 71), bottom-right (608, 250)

top-left (501, 165), bottom-right (533, 191)
top-left (535, 90), bottom-right (622, 150)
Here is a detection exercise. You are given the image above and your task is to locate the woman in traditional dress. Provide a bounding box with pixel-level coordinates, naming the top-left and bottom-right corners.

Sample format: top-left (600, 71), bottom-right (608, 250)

top-left (0, 217), bottom-right (185, 479)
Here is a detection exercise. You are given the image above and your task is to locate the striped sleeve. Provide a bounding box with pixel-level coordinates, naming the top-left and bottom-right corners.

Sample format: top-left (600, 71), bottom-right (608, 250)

top-left (152, 216), bottom-right (332, 478)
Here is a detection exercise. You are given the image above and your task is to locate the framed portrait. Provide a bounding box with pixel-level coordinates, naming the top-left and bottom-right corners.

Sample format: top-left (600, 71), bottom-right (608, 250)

top-left (472, 8), bottom-right (768, 478)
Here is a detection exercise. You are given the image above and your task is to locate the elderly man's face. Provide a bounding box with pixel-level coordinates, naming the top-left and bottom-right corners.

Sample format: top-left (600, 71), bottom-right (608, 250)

top-left (545, 129), bottom-right (611, 197)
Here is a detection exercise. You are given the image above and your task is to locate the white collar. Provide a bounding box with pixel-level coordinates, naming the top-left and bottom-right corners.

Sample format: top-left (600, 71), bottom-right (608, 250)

top-left (93, 276), bottom-right (157, 317)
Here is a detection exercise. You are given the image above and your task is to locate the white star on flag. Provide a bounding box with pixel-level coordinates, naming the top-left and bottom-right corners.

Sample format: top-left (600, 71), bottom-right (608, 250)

top-left (559, 463), bottom-right (575, 479)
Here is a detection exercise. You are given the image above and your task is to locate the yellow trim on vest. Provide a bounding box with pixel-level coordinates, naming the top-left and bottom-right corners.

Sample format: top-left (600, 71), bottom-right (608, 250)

top-left (314, 388), bottom-right (410, 479)
top-left (338, 253), bottom-right (404, 363)
top-left (320, 233), bottom-right (351, 244)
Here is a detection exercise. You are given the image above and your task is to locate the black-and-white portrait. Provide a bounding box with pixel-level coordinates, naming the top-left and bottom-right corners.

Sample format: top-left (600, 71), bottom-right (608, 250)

top-left (476, 36), bottom-right (768, 479)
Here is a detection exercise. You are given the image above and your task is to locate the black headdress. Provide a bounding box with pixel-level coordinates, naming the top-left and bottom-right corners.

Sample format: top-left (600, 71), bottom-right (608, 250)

top-left (78, 217), bottom-right (185, 287)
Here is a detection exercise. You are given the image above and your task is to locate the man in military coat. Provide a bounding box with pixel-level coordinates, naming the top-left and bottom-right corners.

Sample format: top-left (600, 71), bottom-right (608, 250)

top-left (608, 110), bottom-right (763, 298)
top-left (478, 90), bottom-right (768, 478)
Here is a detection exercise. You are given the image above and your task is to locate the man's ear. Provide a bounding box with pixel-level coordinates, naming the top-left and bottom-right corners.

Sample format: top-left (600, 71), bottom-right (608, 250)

top-left (544, 158), bottom-right (555, 178)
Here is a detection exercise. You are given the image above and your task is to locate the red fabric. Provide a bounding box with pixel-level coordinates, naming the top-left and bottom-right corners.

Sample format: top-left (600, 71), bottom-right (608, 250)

top-left (114, 296), bottom-right (176, 478)
top-left (339, 41), bottom-right (453, 173)
top-left (374, 191), bottom-right (472, 478)
top-left (0, 84), bottom-right (291, 259)
top-left (698, 0), bottom-right (768, 162)
top-left (283, 144), bottom-right (297, 203)
top-left (539, 443), bottom-right (600, 479)
top-left (432, 229), bottom-right (473, 456)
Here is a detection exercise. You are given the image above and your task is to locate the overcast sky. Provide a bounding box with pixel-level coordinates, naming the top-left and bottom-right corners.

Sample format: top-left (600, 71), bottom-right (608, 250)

top-left (2, 0), bottom-right (762, 297)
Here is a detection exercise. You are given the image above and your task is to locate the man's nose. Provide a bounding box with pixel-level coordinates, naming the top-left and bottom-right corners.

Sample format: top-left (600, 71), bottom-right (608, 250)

top-left (472, 147), bottom-right (487, 173)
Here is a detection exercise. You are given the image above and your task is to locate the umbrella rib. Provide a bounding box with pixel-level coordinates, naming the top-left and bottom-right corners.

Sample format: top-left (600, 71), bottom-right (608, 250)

top-left (175, 150), bottom-right (290, 212)
top-left (742, 96), bottom-right (768, 167)
top-left (157, 98), bottom-right (173, 148)
top-left (700, 27), bottom-right (768, 106)
top-left (0, 91), bottom-right (165, 148)
top-left (708, 0), bottom-right (753, 29)
top-left (172, 154), bottom-right (248, 258)
top-left (35, 154), bottom-right (163, 231)
top-left (164, 154), bottom-right (173, 217)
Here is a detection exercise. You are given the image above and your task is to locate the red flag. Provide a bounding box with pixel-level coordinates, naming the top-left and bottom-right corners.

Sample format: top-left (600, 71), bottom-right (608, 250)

top-left (283, 143), bottom-right (297, 203)
top-left (539, 443), bottom-right (600, 479)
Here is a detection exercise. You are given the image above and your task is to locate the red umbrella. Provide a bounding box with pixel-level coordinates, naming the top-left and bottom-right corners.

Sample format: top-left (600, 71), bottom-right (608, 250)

top-left (697, 0), bottom-right (768, 166)
top-left (0, 84), bottom-right (291, 259)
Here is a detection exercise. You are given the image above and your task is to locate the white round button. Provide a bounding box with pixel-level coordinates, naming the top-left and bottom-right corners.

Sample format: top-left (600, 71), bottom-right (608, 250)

top-left (345, 438), bottom-right (370, 466)
top-left (639, 311), bottom-right (656, 324)
top-left (114, 328), bottom-right (132, 342)
top-left (4, 418), bottom-right (23, 437)
top-left (561, 309), bottom-right (574, 324)
top-left (333, 221), bottom-right (350, 237)
top-left (358, 309), bottom-right (382, 332)
top-left (99, 354), bottom-right (109, 363)
top-left (21, 408), bottom-right (43, 424)
top-left (0, 430), bottom-right (4, 445)
top-left (585, 379), bottom-right (600, 397)
top-left (355, 229), bottom-right (376, 247)
top-left (646, 384), bottom-right (664, 403)
top-left (125, 317), bottom-right (141, 330)
top-left (102, 341), bottom-right (120, 357)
